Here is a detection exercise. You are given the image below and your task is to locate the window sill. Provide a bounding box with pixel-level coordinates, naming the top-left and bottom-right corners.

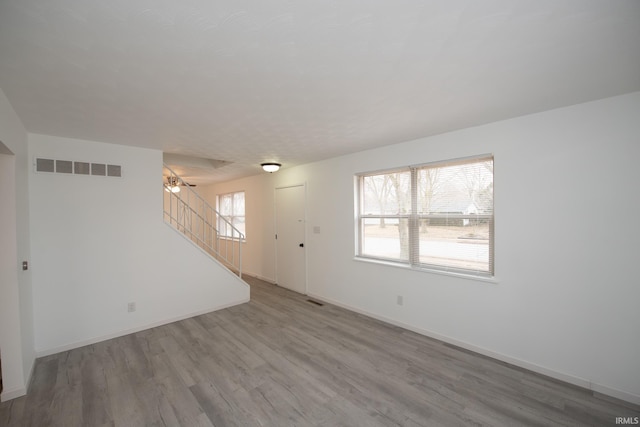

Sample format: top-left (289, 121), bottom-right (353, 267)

top-left (353, 256), bottom-right (498, 284)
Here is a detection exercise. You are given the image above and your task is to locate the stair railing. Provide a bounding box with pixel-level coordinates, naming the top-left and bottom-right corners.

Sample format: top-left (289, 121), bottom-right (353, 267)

top-left (162, 164), bottom-right (243, 278)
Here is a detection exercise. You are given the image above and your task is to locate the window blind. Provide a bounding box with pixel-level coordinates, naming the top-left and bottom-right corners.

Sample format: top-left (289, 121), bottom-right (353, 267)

top-left (358, 155), bottom-right (494, 277)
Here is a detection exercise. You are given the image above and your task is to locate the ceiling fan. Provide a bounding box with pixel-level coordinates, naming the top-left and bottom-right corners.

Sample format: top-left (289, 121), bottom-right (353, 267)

top-left (164, 176), bottom-right (196, 193)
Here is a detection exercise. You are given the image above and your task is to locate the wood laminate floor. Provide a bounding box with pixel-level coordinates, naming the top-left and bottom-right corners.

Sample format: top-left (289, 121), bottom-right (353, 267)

top-left (2, 276), bottom-right (638, 426)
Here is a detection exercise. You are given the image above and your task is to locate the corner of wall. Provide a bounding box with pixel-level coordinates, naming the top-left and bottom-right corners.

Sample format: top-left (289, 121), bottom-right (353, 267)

top-left (0, 88), bottom-right (34, 402)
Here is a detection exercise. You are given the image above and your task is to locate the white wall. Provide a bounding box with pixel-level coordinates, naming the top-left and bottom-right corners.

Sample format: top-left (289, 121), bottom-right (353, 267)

top-left (0, 89), bottom-right (34, 401)
top-left (207, 92), bottom-right (640, 404)
top-left (29, 134), bottom-right (249, 355)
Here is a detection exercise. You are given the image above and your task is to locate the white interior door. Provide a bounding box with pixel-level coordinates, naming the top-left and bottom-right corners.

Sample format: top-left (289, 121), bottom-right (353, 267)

top-left (275, 185), bottom-right (306, 294)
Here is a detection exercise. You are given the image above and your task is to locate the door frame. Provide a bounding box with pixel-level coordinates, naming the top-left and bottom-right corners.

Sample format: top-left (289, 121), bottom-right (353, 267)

top-left (274, 183), bottom-right (308, 294)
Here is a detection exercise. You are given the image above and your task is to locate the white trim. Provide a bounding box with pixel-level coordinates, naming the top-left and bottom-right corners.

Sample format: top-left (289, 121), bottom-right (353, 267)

top-left (591, 384), bottom-right (640, 406)
top-left (1, 385), bottom-right (27, 402)
top-left (274, 183), bottom-right (308, 295)
top-left (353, 256), bottom-right (499, 284)
top-left (216, 190), bottom-right (246, 239)
top-left (355, 156), bottom-right (495, 277)
top-left (35, 297), bottom-right (249, 358)
top-left (307, 292), bottom-right (640, 406)
top-left (409, 153), bottom-right (494, 170)
top-left (24, 355), bottom-right (34, 391)
top-left (0, 357), bottom-right (34, 401)
top-left (354, 153), bottom-right (494, 178)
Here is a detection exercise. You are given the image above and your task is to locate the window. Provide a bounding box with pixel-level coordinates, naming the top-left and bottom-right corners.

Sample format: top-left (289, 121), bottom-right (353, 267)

top-left (357, 155), bottom-right (493, 277)
top-left (217, 191), bottom-right (246, 239)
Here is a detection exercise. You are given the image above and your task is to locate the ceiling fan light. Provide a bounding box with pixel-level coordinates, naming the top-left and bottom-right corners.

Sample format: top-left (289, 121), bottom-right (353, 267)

top-left (261, 162), bottom-right (281, 173)
top-left (165, 176), bottom-right (182, 192)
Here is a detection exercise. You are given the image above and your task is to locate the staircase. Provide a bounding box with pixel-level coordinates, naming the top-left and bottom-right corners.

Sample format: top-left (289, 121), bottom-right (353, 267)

top-left (163, 164), bottom-right (244, 277)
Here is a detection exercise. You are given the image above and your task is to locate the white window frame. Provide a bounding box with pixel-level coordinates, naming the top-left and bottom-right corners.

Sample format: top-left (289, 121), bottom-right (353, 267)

top-left (356, 155), bottom-right (494, 278)
top-left (217, 191), bottom-right (246, 240)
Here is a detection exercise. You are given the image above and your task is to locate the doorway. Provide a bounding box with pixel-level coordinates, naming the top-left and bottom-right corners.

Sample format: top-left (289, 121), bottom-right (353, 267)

top-left (275, 185), bottom-right (306, 294)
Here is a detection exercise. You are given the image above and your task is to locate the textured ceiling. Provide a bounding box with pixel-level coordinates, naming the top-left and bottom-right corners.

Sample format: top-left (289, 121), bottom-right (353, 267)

top-left (1, 0), bottom-right (639, 184)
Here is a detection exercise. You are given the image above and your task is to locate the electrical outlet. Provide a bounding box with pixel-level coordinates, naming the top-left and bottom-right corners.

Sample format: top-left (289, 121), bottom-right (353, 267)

top-left (127, 302), bottom-right (136, 312)
top-left (397, 295), bottom-right (403, 306)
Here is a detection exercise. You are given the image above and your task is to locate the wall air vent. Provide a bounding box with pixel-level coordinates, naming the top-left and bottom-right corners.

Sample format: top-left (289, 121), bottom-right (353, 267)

top-left (56, 160), bottom-right (73, 174)
top-left (74, 161), bottom-right (90, 175)
top-left (91, 163), bottom-right (106, 176)
top-left (36, 158), bottom-right (54, 173)
top-left (107, 164), bottom-right (121, 177)
top-left (35, 158), bottom-right (122, 178)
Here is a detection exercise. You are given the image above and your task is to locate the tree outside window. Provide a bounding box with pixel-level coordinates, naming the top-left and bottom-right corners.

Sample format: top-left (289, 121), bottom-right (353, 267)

top-left (358, 156), bottom-right (494, 277)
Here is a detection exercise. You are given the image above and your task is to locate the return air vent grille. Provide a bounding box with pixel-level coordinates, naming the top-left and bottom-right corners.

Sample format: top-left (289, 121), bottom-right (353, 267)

top-left (107, 164), bottom-right (121, 177)
top-left (56, 160), bottom-right (72, 174)
top-left (35, 158), bottom-right (122, 178)
top-left (91, 163), bottom-right (106, 176)
top-left (74, 162), bottom-right (90, 175)
top-left (36, 158), bottom-right (54, 173)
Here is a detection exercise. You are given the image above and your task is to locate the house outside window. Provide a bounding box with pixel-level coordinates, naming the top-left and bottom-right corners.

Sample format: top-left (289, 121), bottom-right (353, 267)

top-left (217, 191), bottom-right (245, 239)
top-left (356, 155), bottom-right (494, 277)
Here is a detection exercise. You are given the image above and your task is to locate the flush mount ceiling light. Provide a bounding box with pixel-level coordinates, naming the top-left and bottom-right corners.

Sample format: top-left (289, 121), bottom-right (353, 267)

top-left (261, 162), bottom-right (281, 173)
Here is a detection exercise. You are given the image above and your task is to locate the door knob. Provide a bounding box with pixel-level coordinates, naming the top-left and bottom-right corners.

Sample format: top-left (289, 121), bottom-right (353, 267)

top-left (299, 243), bottom-right (304, 247)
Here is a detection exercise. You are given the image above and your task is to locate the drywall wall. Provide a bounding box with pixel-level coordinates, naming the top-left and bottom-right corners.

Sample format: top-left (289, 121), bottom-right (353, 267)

top-left (0, 89), bottom-right (34, 401)
top-left (28, 134), bottom-right (249, 355)
top-left (208, 92), bottom-right (640, 404)
top-left (0, 152), bottom-right (23, 401)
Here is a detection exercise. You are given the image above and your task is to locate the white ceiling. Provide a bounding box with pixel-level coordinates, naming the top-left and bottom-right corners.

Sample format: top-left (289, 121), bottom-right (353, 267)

top-left (1, 0), bottom-right (639, 184)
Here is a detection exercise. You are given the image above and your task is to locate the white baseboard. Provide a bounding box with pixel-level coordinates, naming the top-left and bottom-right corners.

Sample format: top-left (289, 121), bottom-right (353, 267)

top-left (1, 386), bottom-right (27, 402)
top-left (307, 292), bottom-right (640, 406)
top-left (35, 298), bottom-right (249, 358)
top-left (0, 356), bottom-right (35, 402)
top-left (24, 355), bottom-right (34, 392)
